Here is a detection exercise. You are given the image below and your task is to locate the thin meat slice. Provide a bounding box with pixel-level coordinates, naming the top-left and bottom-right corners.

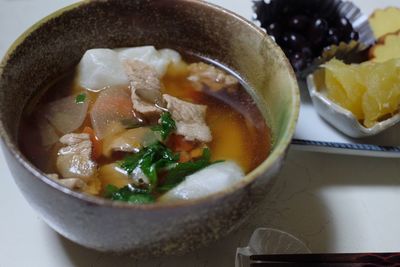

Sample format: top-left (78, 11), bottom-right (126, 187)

top-left (163, 94), bottom-right (212, 142)
top-left (187, 62), bottom-right (238, 92)
top-left (56, 133), bottom-right (97, 182)
top-left (124, 60), bottom-right (163, 116)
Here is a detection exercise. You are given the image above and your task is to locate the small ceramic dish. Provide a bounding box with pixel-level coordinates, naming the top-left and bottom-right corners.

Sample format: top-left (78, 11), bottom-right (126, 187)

top-left (307, 70), bottom-right (400, 138)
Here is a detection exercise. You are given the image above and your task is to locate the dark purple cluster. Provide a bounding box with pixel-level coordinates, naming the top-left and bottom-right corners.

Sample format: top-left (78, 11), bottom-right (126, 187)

top-left (262, 14), bottom-right (359, 73)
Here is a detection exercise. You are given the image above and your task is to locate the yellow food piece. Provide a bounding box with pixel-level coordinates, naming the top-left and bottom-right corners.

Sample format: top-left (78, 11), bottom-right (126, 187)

top-left (84, 178), bottom-right (102, 196)
top-left (369, 31), bottom-right (400, 62)
top-left (98, 164), bottom-right (131, 191)
top-left (369, 7), bottom-right (400, 39)
top-left (325, 59), bottom-right (367, 119)
top-left (324, 58), bottom-right (400, 128)
top-left (165, 61), bottom-right (189, 77)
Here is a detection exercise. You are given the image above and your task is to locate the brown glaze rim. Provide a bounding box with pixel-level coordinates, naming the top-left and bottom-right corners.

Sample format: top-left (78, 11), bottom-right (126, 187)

top-left (0, 0), bottom-right (300, 210)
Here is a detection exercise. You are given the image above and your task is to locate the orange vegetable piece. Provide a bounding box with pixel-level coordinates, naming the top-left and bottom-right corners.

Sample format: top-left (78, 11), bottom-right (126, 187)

top-left (167, 134), bottom-right (196, 152)
top-left (178, 151), bottom-right (191, 163)
top-left (83, 126), bottom-right (103, 160)
top-left (190, 147), bottom-right (204, 159)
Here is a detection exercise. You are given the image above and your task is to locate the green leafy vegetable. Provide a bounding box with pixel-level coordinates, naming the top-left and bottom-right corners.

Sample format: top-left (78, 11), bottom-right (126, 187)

top-left (105, 184), bottom-right (155, 204)
top-left (158, 148), bottom-right (214, 192)
top-left (75, 93), bottom-right (86, 104)
top-left (118, 142), bottom-right (221, 197)
top-left (120, 142), bottom-right (178, 187)
top-left (151, 112), bottom-right (176, 140)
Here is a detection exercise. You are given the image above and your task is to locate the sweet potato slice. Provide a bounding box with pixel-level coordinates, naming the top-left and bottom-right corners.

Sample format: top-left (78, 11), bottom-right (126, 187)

top-left (369, 30), bottom-right (400, 63)
top-left (369, 7), bottom-right (400, 39)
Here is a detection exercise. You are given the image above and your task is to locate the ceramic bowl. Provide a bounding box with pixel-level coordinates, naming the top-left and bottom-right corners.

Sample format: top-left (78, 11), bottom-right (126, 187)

top-left (0, 0), bottom-right (299, 257)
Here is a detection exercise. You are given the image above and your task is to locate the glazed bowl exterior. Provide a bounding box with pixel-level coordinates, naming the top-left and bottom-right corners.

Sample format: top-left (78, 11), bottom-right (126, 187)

top-left (0, 0), bottom-right (299, 257)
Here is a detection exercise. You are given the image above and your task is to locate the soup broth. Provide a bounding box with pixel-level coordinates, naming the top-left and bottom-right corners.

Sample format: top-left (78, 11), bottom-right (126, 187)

top-left (19, 47), bottom-right (271, 203)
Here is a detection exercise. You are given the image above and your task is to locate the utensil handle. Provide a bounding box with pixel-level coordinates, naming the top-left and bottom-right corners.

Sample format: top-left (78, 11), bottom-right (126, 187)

top-left (251, 263), bottom-right (391, 267)
top-left (251, 253), bottom-right (400, 264)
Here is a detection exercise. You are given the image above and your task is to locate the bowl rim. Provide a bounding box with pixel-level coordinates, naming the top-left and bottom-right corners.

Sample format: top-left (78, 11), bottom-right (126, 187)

top-left (0, 0), bottom-right (300, 210)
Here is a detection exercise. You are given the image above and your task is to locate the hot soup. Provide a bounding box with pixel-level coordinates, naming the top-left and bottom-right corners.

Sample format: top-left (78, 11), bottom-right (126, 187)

top-left (19, 46), bottom-right (271, 203)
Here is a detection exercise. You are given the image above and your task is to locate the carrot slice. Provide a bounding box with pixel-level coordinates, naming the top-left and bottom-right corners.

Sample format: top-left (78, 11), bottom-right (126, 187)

top-left (167, 134), bottom-right (196, 152)
top-left (83, 126), bottom-right (102, 160)
top-left (190, 147), bottom-right (204, 159)
top-left (178, 151), bottom-right (191, 163)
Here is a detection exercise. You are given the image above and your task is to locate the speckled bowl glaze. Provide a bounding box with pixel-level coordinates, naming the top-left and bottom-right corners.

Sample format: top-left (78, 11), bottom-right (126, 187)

top-left (0, 0), bottom-right (299, 257)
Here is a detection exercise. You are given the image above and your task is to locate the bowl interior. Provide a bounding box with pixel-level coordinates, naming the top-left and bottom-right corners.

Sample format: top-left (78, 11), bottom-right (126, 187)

top-left (0, 0), bottom-right (299, 204)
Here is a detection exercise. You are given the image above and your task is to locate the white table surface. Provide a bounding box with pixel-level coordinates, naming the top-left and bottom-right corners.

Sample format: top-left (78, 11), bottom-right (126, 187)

top-left (0, 1), bottom-right (399, 266)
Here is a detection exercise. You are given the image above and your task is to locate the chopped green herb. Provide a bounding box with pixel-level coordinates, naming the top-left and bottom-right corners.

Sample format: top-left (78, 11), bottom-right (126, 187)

top-left (151, 112), bottom-right (176, 140)
top-left (75, 93), bottom-right (86, 104)
top-left (158, 148), bottom-right (214, 192)
top-left (120, 142), bottom-right (179, 187)
top-left (119, 143), bottom-right (221, 195)
top-left (104, 184), bottom-right (119, 197)
top-left (105, 184), bottom-right (155, 204)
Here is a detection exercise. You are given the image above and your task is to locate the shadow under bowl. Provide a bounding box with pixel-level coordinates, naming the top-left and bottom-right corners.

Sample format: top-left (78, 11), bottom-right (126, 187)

top-left (0, 0), bottom-right (299, 257)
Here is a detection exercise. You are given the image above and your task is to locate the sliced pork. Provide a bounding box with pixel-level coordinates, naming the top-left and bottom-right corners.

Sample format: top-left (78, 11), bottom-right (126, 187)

top-left (125, 60), bottom-right (163, 116)
top-left (56, 133), bottom-right (97, 182)
top-left (163, 94), bottom-right (212, 142)
top-left (187, 62), bottom-right (238, 92)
